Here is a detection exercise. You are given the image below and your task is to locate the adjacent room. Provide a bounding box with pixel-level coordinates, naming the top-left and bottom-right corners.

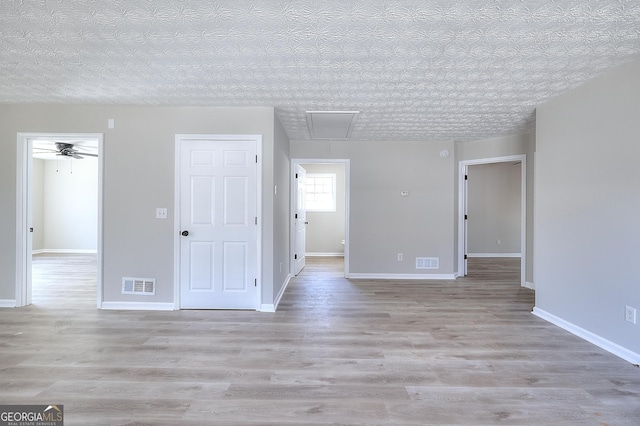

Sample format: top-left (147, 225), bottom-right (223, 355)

top-left (465, 161), bottom-right (523, 281)
top-left (30, 138), bottom-right (100, 307)
top-left (294, 161), bottom-right (347, 273)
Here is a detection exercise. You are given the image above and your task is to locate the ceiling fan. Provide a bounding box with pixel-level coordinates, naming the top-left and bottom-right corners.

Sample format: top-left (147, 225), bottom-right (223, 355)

top-left (34, 142), bottom-right (98, 159)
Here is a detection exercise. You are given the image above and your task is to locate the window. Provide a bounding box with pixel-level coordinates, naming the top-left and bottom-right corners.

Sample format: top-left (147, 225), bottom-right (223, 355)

top-left (305, 173), bottom-right (336, 212)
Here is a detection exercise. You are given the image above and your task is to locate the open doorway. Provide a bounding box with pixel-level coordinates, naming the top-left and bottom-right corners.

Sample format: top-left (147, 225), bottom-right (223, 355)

top-left (466, 162), bottom-right (522, 281)
top-left (16, 133), bottom-right (103, 308)
top-left (458, 155), bottom-right (526, 287)
top-left (291, 159), bottom-right (350, 277)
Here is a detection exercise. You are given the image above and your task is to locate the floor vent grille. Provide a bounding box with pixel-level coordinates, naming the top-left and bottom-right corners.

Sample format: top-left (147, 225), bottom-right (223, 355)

top-left (416, 257), bottom-right (439, 270)
top-left (122, 277), bottom-right (156, 295)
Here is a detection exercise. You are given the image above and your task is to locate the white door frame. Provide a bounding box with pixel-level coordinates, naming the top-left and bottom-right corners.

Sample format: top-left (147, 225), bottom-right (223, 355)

top-left (458, 154), bottom-right (527, 287)
top-left (290, 159), bottom-right (350, 277)
top-left (173, 134), bottom-right (263, 310)
top-left (16, 132), bottom-right (104, 308)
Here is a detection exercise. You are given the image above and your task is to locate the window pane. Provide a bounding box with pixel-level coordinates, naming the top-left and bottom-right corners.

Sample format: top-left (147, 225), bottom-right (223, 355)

top-left (304, 173), bottom-right (336, 212)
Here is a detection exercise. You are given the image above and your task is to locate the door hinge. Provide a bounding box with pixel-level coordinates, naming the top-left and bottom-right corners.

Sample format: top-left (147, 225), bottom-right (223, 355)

top-left (256, 155), bottom-right (258, 163)
top-left (295, 213), bottom-right (298, 219)
top-left (254, 278), bottom-right (257, 287)
top-left (295, 173), bottom-right (298, 179)
top-left (465, 174), bottom-right (468, 180)
top-left (464, 214), bottom-right (468, 220)
top-left (29, 227), bottom-right (34, 233)
top-left (255, 217), bottom-right (258, 225)
top-left (464, 254), bottom-right (468, 260)
top-left (294, 254), bottom-right (297, 260)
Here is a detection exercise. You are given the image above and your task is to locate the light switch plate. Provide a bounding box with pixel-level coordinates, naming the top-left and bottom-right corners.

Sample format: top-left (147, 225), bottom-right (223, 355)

top-left (156, 208), bottom-right (168, 219)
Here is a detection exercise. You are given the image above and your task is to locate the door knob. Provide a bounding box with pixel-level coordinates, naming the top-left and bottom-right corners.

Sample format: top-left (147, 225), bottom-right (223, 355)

top-left (181, 230), bottom-right (189, 236)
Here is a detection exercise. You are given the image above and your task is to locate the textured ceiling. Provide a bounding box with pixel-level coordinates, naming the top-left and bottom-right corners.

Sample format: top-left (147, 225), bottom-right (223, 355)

top-left (1, 1), bottom-right (639, 141)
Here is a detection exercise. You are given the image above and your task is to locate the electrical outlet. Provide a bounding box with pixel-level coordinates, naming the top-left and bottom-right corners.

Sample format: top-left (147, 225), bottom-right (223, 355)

top-left (397, 253), bottom-right (403, 261)
top-left (156, 208), bottom-right (168, 219)
top-left (625, 306), bottom-right (636, 324)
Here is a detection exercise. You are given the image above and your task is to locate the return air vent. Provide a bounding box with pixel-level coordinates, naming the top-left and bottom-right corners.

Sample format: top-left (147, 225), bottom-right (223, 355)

top-left (416, 257), bottom-right (439, 270)
top-left (122, 277), bottom-right (156, 295)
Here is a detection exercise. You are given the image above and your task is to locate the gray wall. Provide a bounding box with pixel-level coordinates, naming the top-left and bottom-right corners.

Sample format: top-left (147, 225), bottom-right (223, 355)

top-left (32, 159), bottom-right (45, 251)
top-left (0, 105), bottom-right (287, 307)
top-left (271, 114), bottom-right (291, 304)
top-left (467, 162), bottom-right (521, 255)
top-left (535, 58), bottom-right (640, 355)
top-left (301, 163), bottom-right (345, 256)
top-left (40, 158), bottom-right (98, 251)
top-left (291, 140), bottom-right (455, 276)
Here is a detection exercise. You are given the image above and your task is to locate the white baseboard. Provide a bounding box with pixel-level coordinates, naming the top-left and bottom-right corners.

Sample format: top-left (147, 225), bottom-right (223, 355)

top-left (101, 302), bottom-right (176, 311)
top-left (467, 253), bottom-right (521, 258)
top-left (524, 281), bottom-right (535, 290)
top-left (532, 307), bottom-right (640, 365)
top-left (33, 249), bottom-right (97, 254)
top-left (260, 274), bottom-right (292, 313)
top-left (259, 304), bottom-right (276, 312)
top-left (0, 300), bottom-right (16, 308)
top-left (306, 253), bottom-right (344, 257)
top-left (348, 273), bottom-right (456, 280)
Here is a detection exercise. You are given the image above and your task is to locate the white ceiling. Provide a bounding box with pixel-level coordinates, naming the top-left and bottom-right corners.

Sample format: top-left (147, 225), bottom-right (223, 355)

top-left (1, 1), bottom-right (639, 141)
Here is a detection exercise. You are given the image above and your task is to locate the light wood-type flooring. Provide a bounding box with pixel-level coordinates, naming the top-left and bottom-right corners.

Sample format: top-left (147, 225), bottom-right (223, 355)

top-left (1, 253), bottom-right (639, 425)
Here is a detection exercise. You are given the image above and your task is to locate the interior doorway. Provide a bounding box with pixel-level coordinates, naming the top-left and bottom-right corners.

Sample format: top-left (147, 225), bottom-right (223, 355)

top-left (16, 133), bottom-right (103, 308)
top-left (458, 155), bottom-right (526, 287)
top-left (466, 161), bottom-right (522, 281)
top-left (291, 159), bottom-right (350, 277)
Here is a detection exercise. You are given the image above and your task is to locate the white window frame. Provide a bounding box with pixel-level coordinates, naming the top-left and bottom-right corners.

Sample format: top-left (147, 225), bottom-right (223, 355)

top-left (305, 173), bottom-right (337, 212)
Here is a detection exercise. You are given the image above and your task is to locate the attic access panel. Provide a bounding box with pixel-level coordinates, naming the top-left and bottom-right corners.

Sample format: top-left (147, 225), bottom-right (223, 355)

top-left (306, 111), bottom-right (359, 140)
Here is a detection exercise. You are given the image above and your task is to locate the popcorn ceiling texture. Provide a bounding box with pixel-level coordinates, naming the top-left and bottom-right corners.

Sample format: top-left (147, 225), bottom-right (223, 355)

top-left (1, 1), bottom-right (639, 141)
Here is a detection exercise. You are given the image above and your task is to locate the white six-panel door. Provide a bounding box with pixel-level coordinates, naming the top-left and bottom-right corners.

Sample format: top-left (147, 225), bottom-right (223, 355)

top-left (293, 164), bottom-right (307, 275)
top-left (178, 137), bottom-right (257, 309)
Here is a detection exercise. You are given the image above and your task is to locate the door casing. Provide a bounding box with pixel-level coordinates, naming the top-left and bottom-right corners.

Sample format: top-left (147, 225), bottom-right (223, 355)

top-left (457, 154), bottom-right (527, 287)
top-left (16, 132), bottom-right (104, 308)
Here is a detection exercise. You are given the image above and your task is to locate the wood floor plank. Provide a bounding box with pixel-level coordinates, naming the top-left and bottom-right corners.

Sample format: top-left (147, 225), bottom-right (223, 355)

top-left (37, 380), bottom-right (230, 400)
top-left (0, 254), bottom-right (638, 425)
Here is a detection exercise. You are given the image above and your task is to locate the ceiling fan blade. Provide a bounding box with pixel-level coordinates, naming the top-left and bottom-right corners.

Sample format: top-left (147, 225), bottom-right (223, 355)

top-left (74, 151), bottom-right (98, 158)
top-left (52, 140), bottom-right (87, 145)
top-left (55, 153), bottom-right (76, 159)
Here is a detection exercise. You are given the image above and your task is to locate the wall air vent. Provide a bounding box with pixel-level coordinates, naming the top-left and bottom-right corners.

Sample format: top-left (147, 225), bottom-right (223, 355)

top-left (122, 277), bottom-right (156, 295)
top-left (416, 257), bottom-right (439, 270)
